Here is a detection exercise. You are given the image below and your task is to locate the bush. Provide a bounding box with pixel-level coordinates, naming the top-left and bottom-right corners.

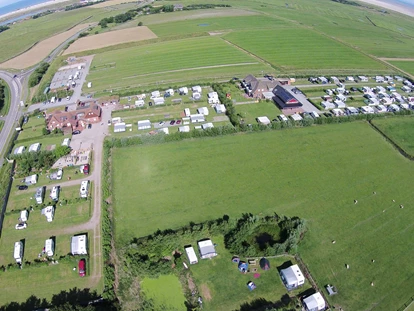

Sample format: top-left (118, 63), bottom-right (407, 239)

top-left (138, 21), bottom-right (143, 26)
top-left (28, 62), bottom-right (50, 88)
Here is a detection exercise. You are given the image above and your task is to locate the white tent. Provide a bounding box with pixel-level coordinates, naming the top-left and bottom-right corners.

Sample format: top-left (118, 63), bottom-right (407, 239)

top-left (280, 264), bottom-right (305, 289)
top-left (137, 120), bottom-right (151, 130)
top-left (71, 235), bottom-right (87, 255)
top-left (303, 292), bottom-right (326, 311)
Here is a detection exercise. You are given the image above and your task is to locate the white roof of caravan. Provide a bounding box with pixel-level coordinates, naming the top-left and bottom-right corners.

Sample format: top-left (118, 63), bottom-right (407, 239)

top-left (158, 127), bottom-right (169, 134)
top-left (179, 87), bottom-right (188, 92)
top-left (281, 264), bottom-right (305, 285)
top-left (14, 146), bottom-right (25, 154)
top-left (192, 85), bottom-right (202, 92)
top-left (45, 239), bottom-right (53, 250)
top-left (114, 122), bottom-right (126, 129)
top-left (347, 106), bottom-right (358, 113)
top-left (179, 126), bottom-right (190, 132)
top-left (208, 92), bottom-right (218, 98)
top-left (303, 292), bottom-right (325, 310)
top-left (197, 107), bottom-right (209, 115)
top-left (185, 246), bottom-right (198, 262)
top-left (290, 114), bottom-right (302, 121)
top-left (135, 99), bottom-right (145, 105)
top-left (25, 174), bottom-right (37, 183)
top-left (14, 242), bottom-right (22, 258)
top-left (71, 235), bottom-right (87, 255)
top-left (198, 239), bottom-right (216, 257)
top-left (112, 117), bottom-right (122, 123)
top-left (257, 116), bottom-right (271, 124)
top-left (29, 143), bottom-right (40, 152)
top-left (137, 120), bottom-right (151, 126)
top-left (151, 90), bottom-right (160, 96)
top-left (201, 123), bottom-right (214, 130)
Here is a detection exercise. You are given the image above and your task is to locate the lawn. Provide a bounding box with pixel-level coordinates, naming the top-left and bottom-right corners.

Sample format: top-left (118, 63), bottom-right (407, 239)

top-left (141, 275), bottom-right (186, 310)
top-left (224, 29), bottom-right (388, 74)
top-left (112, 121), bottom-right (414, 311)
top-left (388, 61), bottom-right (414, 76)
top-left (235, 101), bottom-right (282, 124)
top-left (372, 116), bottom-right (414, 157)
top-left (84, 36), bottom-right (273, 94)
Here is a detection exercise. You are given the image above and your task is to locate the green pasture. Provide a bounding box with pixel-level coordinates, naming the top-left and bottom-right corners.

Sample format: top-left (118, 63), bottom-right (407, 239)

top-left (112, 122), bottom-right (414, 310)
top-left (141, 275), bottom-right (186, 310)
top-left (14, 133), bottom-right (71, 153)
top-left (85, 36), bottom-right (273, 93)
top-left (372, 116), bottom-right (414, 157)
top-left (0, 8), bottom-right (114, 64)
top-left (224, 29), bottom-right (388, 74)
top-left (388, 61), bottom-right (414, 76)
top-left (235, 101), bottom-right (282, 124)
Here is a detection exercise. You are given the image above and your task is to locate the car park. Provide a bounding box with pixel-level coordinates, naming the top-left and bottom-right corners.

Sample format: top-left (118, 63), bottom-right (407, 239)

top-left (78, 258), bottom-right (86, 277)
top-left (15, 223), bottom-right (27, 230)
top-left (17, 185), bottom-right (28, 190)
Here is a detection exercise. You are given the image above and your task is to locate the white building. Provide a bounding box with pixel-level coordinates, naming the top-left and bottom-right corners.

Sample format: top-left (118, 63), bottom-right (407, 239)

top-left (137, 120), bottom-right (151, 130)
top-left (80, 180), bottom-right (89, 198)
top-left (114, 122), bottom-right (126, 133)
top-left (185, 246), bottom-right (198, 264)
top-left (197, 107), bottom-right (209, 115)
top-left (45, 239), bottom-right (54, 256)
top-left (71, 235), bottom-right (87, 255)
top-left (28, 143), bottom-right (41, 152)
top-left (198, 239), bottom-right (217, 259)
top-left (303, 292), bottom-right (326, 311)
top-left (279, 264), bottom-right (305, 290)
top-left (42, 206), bottom-right (55, 222)
top-left (14, 146), bottom-right (25, 155)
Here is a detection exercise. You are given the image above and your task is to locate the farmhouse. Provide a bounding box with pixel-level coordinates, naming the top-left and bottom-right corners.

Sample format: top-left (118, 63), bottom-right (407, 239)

top-left (242, 74), bottom-right (277, 98)
top-left (198, 239), bottom-right (217, 259)
top-left (24, 174), bottom-right (38, 185)
top-left (201, 123), bottom-right (214, 130)
top-left (71, 235), bottom-right (87, 255)
top-left (272, 85), bottom-right (302, 110)
top-left (197, 107), bottom-right (209, 115)
top-left (14, 146), bottom-right (25, 155)
top-left (114, 122), bottom-right (126, 133)
top-left (190, 114), bottom-right (205, 123)
top-left (280, 264), bottom-right (305, 290)
top-left (302, 292), bottom-right (326, 311)
top-left (137, 120), bottom-right (151, 130)
top-left (178, 125), bottom-right (190, 133)
top-left (28, 143), bottom-right (41, 152)
top-left (256, 116), bottom-right (271, 125)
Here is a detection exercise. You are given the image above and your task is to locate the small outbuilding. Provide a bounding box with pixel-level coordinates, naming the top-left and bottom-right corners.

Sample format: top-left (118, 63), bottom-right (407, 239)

top-left (71, 234), bottom-right (87, 255)
top-left (114, 122), bottom-right (126, 133)
top-left (303, 292), bottom-right (326, 311)
top-left (198, 239), bottom-right (217, 259)
top-left (280, 264), bottom-right (305, 289)
top-left (137, 120), bottom-right (151, 130)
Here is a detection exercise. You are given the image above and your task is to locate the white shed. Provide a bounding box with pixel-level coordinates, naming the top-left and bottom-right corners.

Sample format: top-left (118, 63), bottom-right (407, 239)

top-left (198, 239), bottom-right (217, 259)
top-left (29, 143), bottom-right (41, 152)
top-left (303, 292), bottom-right (326, 311)
top-left (114, 122), bottom-right (126, 133)
top-left (280, 264), bottom-right (305, 290)
top-left (45, 239), bottom-right (54, 256)
top-left (197, 107), bottom-right (209, 115)
top-left (178, 126), bottom-right (190, 133)
top-left (137, 120), bottom-right (151, 130)
top-left (192, 85), bottom-right (202, 93)
top-left (185, 246), bottom-right (198, 264)
top-left (71, 235), bottom-right (87, 255)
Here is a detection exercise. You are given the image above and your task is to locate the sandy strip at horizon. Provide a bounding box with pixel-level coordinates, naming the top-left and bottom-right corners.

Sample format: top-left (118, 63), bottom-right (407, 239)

top-left (0, 24), bottom-right (90, 69)
top-left (357, 0), bottom-right (414, 18)
top-left (63, 26), bottom-right (157, 55)
top-left (0, 0), bottom-right (70, 21)
top-left (91, 0), bottom-right (140, 8)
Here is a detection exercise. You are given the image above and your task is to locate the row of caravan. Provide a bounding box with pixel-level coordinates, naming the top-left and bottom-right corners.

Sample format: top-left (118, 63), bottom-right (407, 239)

top-left (33, 181), bottom-right (89, 205)
top-left (14, 239), bottom-right (54, 264)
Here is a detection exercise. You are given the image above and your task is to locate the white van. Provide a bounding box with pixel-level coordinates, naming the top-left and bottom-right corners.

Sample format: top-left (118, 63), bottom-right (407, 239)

top-left (80, 180), bottom-right (89, 198)
top-left (20, 210), bottom-right (28, 222)
top-left (14, 241), bottom-right (23, 264)
top-left (45, 239), bottom-right (54, 256)
top-left (35, 187), bottom-right (44, 204)
top-left (50, 186), bottom-right (60, 202)
top-left (185, 246), bottom-right (198, 264)
top-left (51, 97), bottom-right (56, 104)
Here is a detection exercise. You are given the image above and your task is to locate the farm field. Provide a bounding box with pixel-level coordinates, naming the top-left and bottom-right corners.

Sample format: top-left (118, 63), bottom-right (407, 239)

top-left (224, 29), bottom-right (388, 74)
top-left (84, 36), bottom-right (272, 94)
top-left (0, 24), bottom-right (90, 70)
top-left (112, 121), bottom-right (414, 310)
top-left (388, 61), bottom-right (414, 76)
top-left (63, 27), bottom-right (158, 55)
top-left (372, 116), bottom-right (414, 157)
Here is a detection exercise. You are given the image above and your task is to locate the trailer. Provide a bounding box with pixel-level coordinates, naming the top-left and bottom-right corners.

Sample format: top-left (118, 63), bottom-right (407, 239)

top-left (14, 242), bottom-right (23, 264)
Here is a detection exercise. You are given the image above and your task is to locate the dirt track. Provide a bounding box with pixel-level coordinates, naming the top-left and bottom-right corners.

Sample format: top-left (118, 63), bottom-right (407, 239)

top-left (0, 24), bottom-right (90, 69)
top-left (63, 27), bottom-right (157, 55)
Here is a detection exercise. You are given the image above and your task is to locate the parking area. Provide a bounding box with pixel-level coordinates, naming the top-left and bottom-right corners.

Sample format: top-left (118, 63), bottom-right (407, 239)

top-left (50, 66), bottom-right (86, 91)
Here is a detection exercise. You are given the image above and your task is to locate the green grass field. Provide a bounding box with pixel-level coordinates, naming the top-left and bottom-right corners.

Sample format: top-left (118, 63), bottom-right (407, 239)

top-left (141, 275), bottom-right (186, 310)
top-left (224, 29), bottom-right (388, 74)
top-left (372, 116), bottom-right (414, 156)
top-left (112, 122), bottom-right (414, 310)
top-left (235, 101), bottom-right (282, 124)
top-left (85, 36), bottom-right (273, 93)
top-left (388, 61), bottom-right (414, 76)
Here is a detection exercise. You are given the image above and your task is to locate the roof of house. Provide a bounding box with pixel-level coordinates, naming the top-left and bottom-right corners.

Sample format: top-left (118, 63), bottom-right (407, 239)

top-left (243, 74), bottom-right (276, 94)
top-left (272, 85), bottom-right (301, 108)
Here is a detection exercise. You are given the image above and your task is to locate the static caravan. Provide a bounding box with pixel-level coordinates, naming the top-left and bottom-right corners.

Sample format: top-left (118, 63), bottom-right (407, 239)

top-left (135, 100), bottom-right (145, 107)
top-left (35, 187), bottom-right (44, 204)
top-left (20, 210), bottom-right (28, 222)
top-left (303, 292), bottom-right (326, 311)
top-left (179, 87), bottom-right (188, 95)
top-left (71, 235), bottom-right (87, 255)
top-left (14, 241), bottom-right (23, 264)
top-left (80, 180), bottom-right (89, 198)
top-left (280, 264), bottom-right (305, 290)
top-left (401, 86), bottom-right (411, 93)
top-left (192, 85), bottom-right (202, 93)
top-left (151, 90), bottom-right (160, 98)
top-left (50, 186), bottom-right (60, 202)
top-left (45, 239), bottom-right (54, 256)
top-left (165, 89), bottom-right (174, 96)
top-left (153, 97), bottom-right (165, 105)
top-left (185, 246), bottom-right (198, 264)
top-left (42, 206), bottom-right (55, 222)
top-left (184, 108), bottom-right (191, 117)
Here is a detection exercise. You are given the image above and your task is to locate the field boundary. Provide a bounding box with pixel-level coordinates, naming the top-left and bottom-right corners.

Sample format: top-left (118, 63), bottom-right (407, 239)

top-left (368, 118), bottom-right (414, 161)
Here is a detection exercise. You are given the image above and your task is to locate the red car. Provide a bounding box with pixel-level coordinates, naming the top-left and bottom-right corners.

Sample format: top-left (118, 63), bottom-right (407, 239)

top-left (78, 258), bottom-right (86, 277)
top-left (176, 120), bottom-right (181, 125)
top-left (83, 164), bottom-right (89, 175)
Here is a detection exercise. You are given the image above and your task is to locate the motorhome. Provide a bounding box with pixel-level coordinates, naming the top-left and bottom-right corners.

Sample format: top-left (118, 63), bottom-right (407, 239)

top-left (35, 187), bottom-right (44, 204)
top-left (50, 186), bottom-right (60, 202)
top-left (80, 181), bottom-right (89, 198)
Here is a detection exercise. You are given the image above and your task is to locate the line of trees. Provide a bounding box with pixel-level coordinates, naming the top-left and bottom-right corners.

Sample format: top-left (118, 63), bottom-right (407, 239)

top-left (0, 82), bottom-right (5, 112)
top-left (98, 10), bottom-right (137, 28)
top-left (28, 62), bottom-right (50, 88)
top-left (0, 25), bottom-right (9, 34)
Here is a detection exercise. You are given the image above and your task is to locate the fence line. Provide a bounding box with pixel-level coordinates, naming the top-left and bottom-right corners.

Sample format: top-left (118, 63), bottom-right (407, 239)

top-left (397, 295), bottom-right (414, 311)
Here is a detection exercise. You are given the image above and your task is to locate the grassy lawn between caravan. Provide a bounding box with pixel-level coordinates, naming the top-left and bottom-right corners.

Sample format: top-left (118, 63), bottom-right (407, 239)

top-left (112, 122), bottom-right (414, 311)
top-left (372, 116), bottom-right (414, 157)
top-left (85, 36), bottom-right (273, 94)
top-left (235, 101), bottom-right (282, 125)
top-left (141, 275), bottom-right (186, 310)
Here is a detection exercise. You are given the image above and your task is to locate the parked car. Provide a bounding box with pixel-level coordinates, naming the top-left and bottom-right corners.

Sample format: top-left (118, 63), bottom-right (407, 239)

top-left (56, 168), bottom-right (63, 180)
top-left (88, 124), bottom-right (92, 129)
top-left (17, 185), bottom-right (28, 190)
top-left (176, 120), bottom-right (181, 125)
top-left (64, 106), bottom-right (69, 112)
top-left (78, 258), bottom-right (86, 277)
top-left (170, 120), bottom-right (175, 125)
top-left (350, 87), bottom-right (357, 92)
top-left (72, 130), bottom-right (81, 135)
top-left (83, 164), bottom-right (90, 175)
top-left (66, 96), bottom-right (70, 101)
top-left (15, 223), bottom-right (27, 230)
top-left (159, 121), bottom-right (165, 126)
